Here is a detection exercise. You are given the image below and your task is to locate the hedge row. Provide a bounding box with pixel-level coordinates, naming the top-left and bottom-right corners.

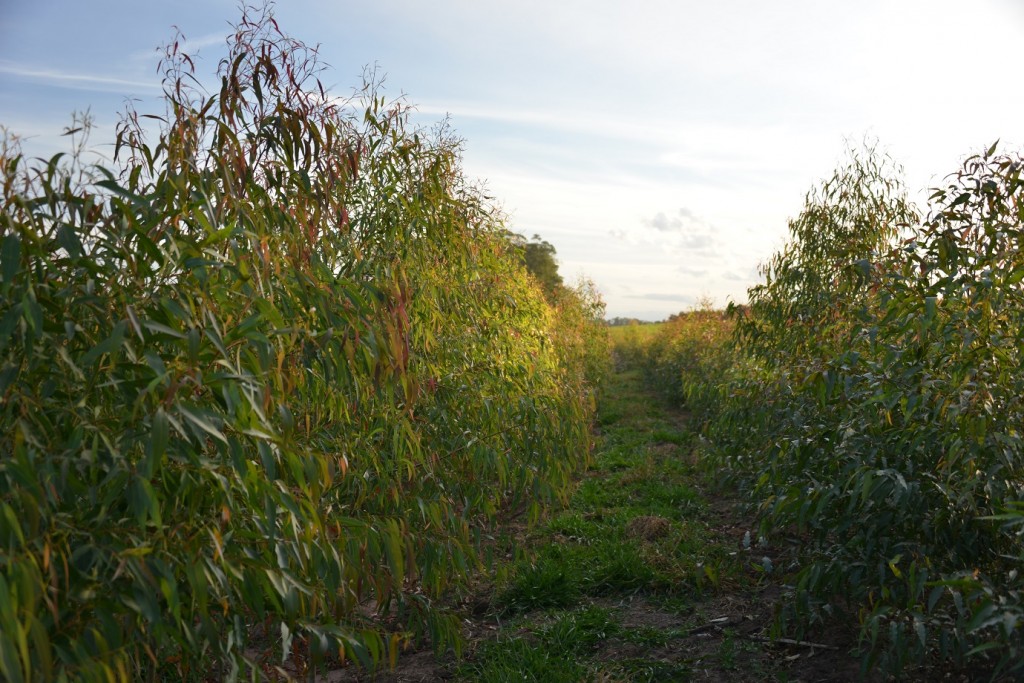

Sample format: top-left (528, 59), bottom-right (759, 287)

top-left (0, 9), bottom-right (608, 681)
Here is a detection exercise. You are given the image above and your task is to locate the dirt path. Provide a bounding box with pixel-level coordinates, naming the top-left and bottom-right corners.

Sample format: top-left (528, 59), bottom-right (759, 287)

top-left (327, 364), bottom-right (883, 681)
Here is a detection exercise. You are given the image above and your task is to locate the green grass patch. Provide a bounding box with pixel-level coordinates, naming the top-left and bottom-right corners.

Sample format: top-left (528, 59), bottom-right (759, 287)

top-left (612, 658), bottom-right (694, 682)
top-left (497, 557), bottom-right (581, 614)
top-left (459, 637), bottom-right (590, 682)
top-left (464, 358), bottom-right (751, 680)
top-left (459, 607), bottom-right (618, 681)
top-left (607, 322), bottom-right (666, 343)
top-left (651, 429), bottom-right (690, 445)
top-left (537, 606), bottom-right (619, 654)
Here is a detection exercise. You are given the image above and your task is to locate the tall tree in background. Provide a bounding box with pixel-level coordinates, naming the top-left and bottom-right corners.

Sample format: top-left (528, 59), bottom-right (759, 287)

top-left (511, 232), bottom-right (563, 297)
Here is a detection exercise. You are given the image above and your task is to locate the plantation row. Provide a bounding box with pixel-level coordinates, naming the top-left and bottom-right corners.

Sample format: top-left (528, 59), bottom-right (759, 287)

top-left (637, 145), bottom-right (1024, 677)
top-left (0, 11), bottom-right (608, 682)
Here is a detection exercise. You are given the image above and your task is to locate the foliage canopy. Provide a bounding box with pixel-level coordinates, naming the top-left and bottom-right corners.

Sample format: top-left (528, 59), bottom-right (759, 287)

top-left (640, 142), bottom-right (1024, 678)
top-left (0, 7), bottom-right (608, 681)
top-left (511, 232), bottom-right (564, 298)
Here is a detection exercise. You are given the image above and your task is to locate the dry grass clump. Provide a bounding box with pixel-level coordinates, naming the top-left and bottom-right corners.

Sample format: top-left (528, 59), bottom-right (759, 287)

top-left (626, 515), bottom-right (671, 541)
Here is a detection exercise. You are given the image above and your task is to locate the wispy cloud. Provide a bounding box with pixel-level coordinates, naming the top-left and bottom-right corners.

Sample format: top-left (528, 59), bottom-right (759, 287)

top-left (0, 61), bottom-right (160, 93)
top-left (128, 31), bottom-right (229, 63)
top-left (645, 211), bottom-right (683, 232)
top-left (642, 207), bottom-right (719, 254)
top-left (723, 267), bottom-right (759, 282)
top-left (678, 265), bottom-right (709, 278)
top-left (412, 98), bottom-right (833, 191)
top-left (628, 293), bottom-right (694, 303)
top-left (414, 99), bottom-right (713, 150)
top-left (179, 31), bottom-right (228, 51)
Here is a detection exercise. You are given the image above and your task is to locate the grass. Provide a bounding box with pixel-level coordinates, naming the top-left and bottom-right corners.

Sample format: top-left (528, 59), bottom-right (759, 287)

top-left (447, 332), bottom-right (951, 682)
top-left (447, 357), bottom-right (900, 682)
top-left (448, 358), bottom-right (905, 683)
top-left (460, 637), bottom-right (589, 682)
top-left (606, 322), bottom-right (667, 344)
top-left (611, 658), bottom-right (694, 681)
top-left (455, 365), bottom-right (760, 681)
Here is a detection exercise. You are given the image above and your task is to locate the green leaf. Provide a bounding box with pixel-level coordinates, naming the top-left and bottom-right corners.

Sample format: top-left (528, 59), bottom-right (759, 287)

top-left (179, 406), bottom-right (227, 444)
top-left (888, 555), bottom-right (903, 579)
top-left (82, 320), bottom-right (128, 367)
top-left (965, 641), bottom-right (1002, 657)
top-left (0, 304), bottom-right (22, 342)
top-left (94, 178), bottom-right (147, 205)
top-left (142, 320), bottom-right (185, 339)
top-left (966, 602), bottom-right (997, 633)
top-left (2, 234), bottom-right (22, 284)
top-left (187, 327), bottom-right (201, 364)
top-left (56, 224), bottom-right (84, 259)
top-left (27, 617), bottom-right (52, 682)
top-left (384, 520), bottom-right (405, 585)
top-left (924, 296), bottom-right (936, 324)
top-left (0, 624), bottom-right (24, 683)
top-left (144, 408), bottom-right (169, 478)
top-left (21, 293), bottom-right (42, 335)
top-left (1006, 265), bottom-right (1024, 285)
top-left (127, 475), bottom-right (161, 526)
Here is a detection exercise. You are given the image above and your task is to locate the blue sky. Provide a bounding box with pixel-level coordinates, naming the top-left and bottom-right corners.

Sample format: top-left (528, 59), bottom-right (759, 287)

top-left (3, 1), bottom-right (1023, 319)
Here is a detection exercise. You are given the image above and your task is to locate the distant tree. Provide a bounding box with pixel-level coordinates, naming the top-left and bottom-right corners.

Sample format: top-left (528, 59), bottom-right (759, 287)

top-left (510, 232), bottom-right (563, 297)
top-left (606, 316), bottom-right (644, 326)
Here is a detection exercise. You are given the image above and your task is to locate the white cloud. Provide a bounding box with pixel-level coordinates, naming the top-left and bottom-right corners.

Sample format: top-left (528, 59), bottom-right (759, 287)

top-left (127, 31), bottom-right (229, 63)
top-left (641, 208), bottom-right (721, 255)
top-left (645, 211), bottom-right (682, 233)
top-left (630, 293), bottom-right (695, 303)
top-left (5, 0), bottom-right (1024, 320)
top-left (0, 62), bottom-right (161, 93)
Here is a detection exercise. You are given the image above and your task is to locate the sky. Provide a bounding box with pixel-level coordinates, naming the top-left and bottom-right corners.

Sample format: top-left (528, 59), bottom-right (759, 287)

top-left (2, 1), bottom-right (1024, 319)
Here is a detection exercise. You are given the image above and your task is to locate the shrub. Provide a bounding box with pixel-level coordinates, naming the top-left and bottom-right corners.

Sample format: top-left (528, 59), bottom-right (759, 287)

top-left (704, 143), bottom-right (1024, 676)
top-left (0, 7), bottom-right (607, 681)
